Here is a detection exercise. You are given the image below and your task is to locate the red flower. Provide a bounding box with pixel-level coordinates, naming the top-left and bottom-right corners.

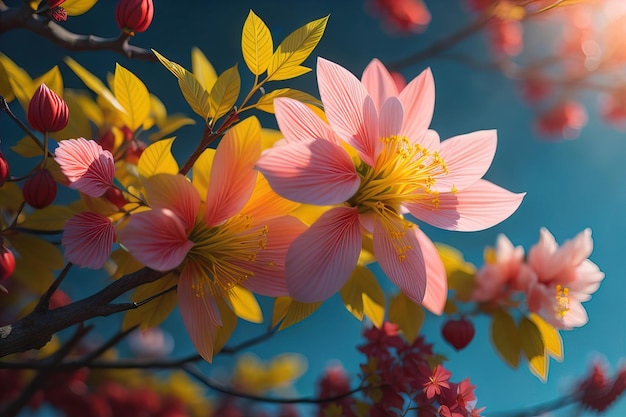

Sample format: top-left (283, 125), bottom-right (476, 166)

top-left (441, 318), bottom-right (475, 351)
top-left (0, 151), bottom-right (9, 186)
top-left (27, 83), bottom-right (69, 133)
top-left (423, 365), bottom-right (451, 399)
top-left (115, 0), bottom-right (154, 34)
top-left (578, 361), bottom-right (626, 412)
top-left (536, 100), bottom-right (588, 139)
top-left (0, 246), bottom-right (15, 281)
top-left (368, 0), bottom-right (431, 34)
top-left (23, 169), bottom-right (57, 209)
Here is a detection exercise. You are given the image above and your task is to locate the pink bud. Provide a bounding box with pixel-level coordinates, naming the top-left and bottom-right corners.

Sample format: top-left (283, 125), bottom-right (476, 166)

top-left (0, 246), bottom-right (16, 280)
top-left (0, 151), bottom-right (9, 186)
top-left (27, 84), bottom-right (69, 133)
top-left (115, 0), bottom-right (154, 34)
top-left (441, 318), bottom-right (475, 351)
top-left (23, 169), bottom-right (57, 209)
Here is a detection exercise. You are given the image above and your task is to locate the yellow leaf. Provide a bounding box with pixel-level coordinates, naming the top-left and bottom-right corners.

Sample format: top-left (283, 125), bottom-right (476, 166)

top-left (255, 88), bottom-right (321, 113)
top-left (191, 47), bottom-right (218, 91)
top-left (0, 58), bottom-right (15, 102)
top-left (268, 353), bottom-right (307, 388)
top-left (225, 285), bottom-right (263, 323)
top-left (137, 138), bottom-right (179, 178)
top-left (272, 296), bottom-right (321, 330)
top-left (209, 64), bottom-right (240, 122)
top-left (123, 273), bottom-right (179, 331)
top-left (50, 90), bottom-right (94, 141)
top-left (11, 258), bottom-right (54, 294)
top-left (109, 248), bottom-right (144, 279)
top-left (0, 183), bottom-right (23, 212)
top-left (33, 66), bottom-right (63, 98)
top-left (69, 90), bottom-right (103, 127)
top-left (114, 63), bottom-right (151, 131)
top-left (491, 309), bottom-right (521, 368)
top-left (20, 205), bottom-right (74, 231)
top-left (153, 50), bottom-right (211, 120)
top-left (63, 0), bottom-right (98, 15)
top-left (213, 297), bottom-right (238, 356)
top-left (529, 313), bottom-right (563, 361)
top-left (1, 53), bottom-right (34, 111)
top-left (191, 148), bottom-right (215, 199)
top-left (267, 16), bottom-right (329, 82)
top-left (520, 316), bottom-right (548, 381)
top-left (388, 292), bottom-right (425, 343)
top-left (340, 265), bottom-right (385, 327)
top-left (10, 233), bottom-right (65, 270)
top-left (64, 57), bottom-right (125, 113)
top-left (436, 243), bottom-right (476, 302)
top-left (12, 136), bottom-right (43, 158)
top-left (241, 10), bottom-right (273, 76)
top-left (149, 114), bottom-right (196, 142)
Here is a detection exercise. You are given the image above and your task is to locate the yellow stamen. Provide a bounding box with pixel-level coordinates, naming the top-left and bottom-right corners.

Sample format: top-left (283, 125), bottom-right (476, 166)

top-left (555, 284), bottom-right (570, 318)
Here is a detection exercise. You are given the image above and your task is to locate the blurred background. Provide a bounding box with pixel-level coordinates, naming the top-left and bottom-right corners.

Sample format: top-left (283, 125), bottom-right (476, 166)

top-left (1, 0), bottom-right (625, 416)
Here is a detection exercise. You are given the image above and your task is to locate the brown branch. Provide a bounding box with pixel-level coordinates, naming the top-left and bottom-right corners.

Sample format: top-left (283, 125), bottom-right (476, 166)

top-left (0, 3), bottom-right (156, 61)
top-left (0, 267), bottom-right (165, 357)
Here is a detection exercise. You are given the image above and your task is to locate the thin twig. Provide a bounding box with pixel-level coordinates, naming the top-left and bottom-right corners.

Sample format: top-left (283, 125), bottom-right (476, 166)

top-left (34, 262), bottom-right (72, 313)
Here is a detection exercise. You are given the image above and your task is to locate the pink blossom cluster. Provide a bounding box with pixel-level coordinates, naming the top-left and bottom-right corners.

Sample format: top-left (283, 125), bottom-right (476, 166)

top-left (472, 228), bottom-right (605, 329)
top-left (317, 322), bottom-right (484, 417)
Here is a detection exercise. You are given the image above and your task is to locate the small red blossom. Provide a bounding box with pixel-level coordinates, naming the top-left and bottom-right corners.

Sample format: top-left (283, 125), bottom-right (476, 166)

top-left (367, 0), bottom-right (431, 33)
top-left (51, 7), bottom-right (67, 22)
top-left (115, 0), bottom-right (154, 34)
top-left (27, 83), bottom-right (69, 133)
top-left (424, 365), bottom-right (452, 399)
top-left (536, 100), bottom-right (588, 139)
top-left (0, 151), bottom-right (9, 186)
top-left (23, 169), bottom-right (57, 209)
top-left (441, 318), bottom-right (475, 351)
top-left (578, 361), bottom-right (626, 412)
top-left (0, 246), bottom-right (16, 281)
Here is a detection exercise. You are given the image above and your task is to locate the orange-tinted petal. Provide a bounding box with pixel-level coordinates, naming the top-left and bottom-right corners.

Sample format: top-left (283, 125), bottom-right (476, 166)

top-left (143, 174), bottom-right (199, 230)
top-left (286, 206), bottom-right (361, 303)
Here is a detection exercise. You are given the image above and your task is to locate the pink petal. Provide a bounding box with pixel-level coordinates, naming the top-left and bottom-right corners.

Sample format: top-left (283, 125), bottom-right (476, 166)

top-left (373, 216), bottom-right (426, 305)
top-left (406, 179), bottom-right (525, 231)
top-left (62, 211), bottom-right (115, 269)
top-left (415, 129), bottom-right (440, 150)
top-left (205, 117), bottom-right (261, 226)
top-left (361, 58), bottom-right (399, 110)
top-left (256, 140), bottom-right (360, 205)
top-left (178, 265), bottom-right (222, 362)
top-left (274, 98), bottom-right (340, 144)
top-left (413, 227), bottom-right (448, 315)
top-left (434, 130), bottom-right (497, 192)
top-left (317, 58), bottom-right (371, 158)
top-left (379, 97), bottom-right (404, 138)
top-left (560, 300), bottom-right (588, 329)
top-left (286, 206), bottom-right (362, 302)
top-left (143, 174), bottom-right (199, 230)
top-left (241, 216), bottom-right (307, 297)
top-left (557, 228), bottom-right (593, 268)
top-left (398, 68), bottom-right (435, 140)
top-left (118, 208), bottom-right (194, 271)
top-left (361, 96), bottom-right (381, 166)
top-left (54, 137), bottom-right (115, 197)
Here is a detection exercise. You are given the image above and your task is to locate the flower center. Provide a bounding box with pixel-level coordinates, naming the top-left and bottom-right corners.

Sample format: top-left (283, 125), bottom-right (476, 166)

top-left (555, 284), bottom-right (570, 318)
top-left (350, 135), bottom-right (449, 215)
top-left (186, 213), bottom-right (268, 297)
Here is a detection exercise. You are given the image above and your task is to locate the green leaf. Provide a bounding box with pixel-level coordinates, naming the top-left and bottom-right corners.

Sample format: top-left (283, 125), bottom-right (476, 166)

top-left (153, 50), bottom-right (211, 120)
top-left (491, 309), bottom-right (521, 368)
top-left (209, 64), bottom-right (240, 122)
top-left (388, 292), bottom-right (425, 343)
top-left (114, 63), bottom-right (151, 131)
top-left (137, 137), bottom-right (179, 178)
top-left (255, 88), bottom-right (321, 113)
top-left (241, 10), bottom-right (273, 75)
top-left (267, 15), bottom-right (329, 81)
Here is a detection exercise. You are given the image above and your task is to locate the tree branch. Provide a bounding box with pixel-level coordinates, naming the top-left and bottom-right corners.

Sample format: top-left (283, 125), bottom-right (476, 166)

top-left (0, 3), bottom-right (156, 61)
top-left (0, 267), bottom-right (165, 357)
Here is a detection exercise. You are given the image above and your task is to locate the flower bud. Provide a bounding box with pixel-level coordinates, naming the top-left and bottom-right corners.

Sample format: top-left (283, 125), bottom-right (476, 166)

top-left (441, 318), bottom-right (475, 351)
top-left (23, 169), bottom-right (57, 209)
top-left (0, 151), bottom-right (9, 186)
top-left (0, 246), bottom-right (16, 280)
top-left (115, 0), bottom-right (154, 34)
top-left (27, 84), bottom-right (69, 133)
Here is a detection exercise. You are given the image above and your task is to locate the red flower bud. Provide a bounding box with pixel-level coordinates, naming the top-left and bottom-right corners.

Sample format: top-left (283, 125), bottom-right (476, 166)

top-left (27, 84), bottom-right (69, 133)
top-left (0, 246), bottom-right (16, 281)
top-left (0, 151), bottom-right (9, 186)
top-left (23, 169), bottom-right (57, 209)
top-left (441, 318), bottom-right (475, 351)
top-left (115, 0), bottom-right (154, 34)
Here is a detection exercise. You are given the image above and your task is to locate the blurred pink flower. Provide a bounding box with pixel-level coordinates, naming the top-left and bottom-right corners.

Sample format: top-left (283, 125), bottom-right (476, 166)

top-left (472, 234), bottom-right (525, 302)
top-left (55, 138), bottom-right (116, 197)
top-left (366, 0), bottom-right (431, 34)
top-left (524, 228), bottom-right (604, 329)
top-left (257, 57), bottom-right (525, 313)
top-left (536, 100), bottom-right (588, 139)
top-left (118, 118), bottom-right (306, 362)
top-left (62, 211), bottom-right (116, 269)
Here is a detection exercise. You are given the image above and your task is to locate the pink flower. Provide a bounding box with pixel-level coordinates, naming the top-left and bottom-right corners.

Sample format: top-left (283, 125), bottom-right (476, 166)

top-left (367, 0), bottom-right (431, 34)
top-left (62, 211), bottom-right (116, 269)
top-left (54, 138), bottom-right (116, 197)
top-left (117, 117), bottom-right (306, 362)
top-left (257, 58), bottom-right (525, 313)
top-left (524, 228), bottom-right (604, 329)
top-left (535, 100), bottom-right (588, 139)
top-left (423, 365), bottom-right (451, 399)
